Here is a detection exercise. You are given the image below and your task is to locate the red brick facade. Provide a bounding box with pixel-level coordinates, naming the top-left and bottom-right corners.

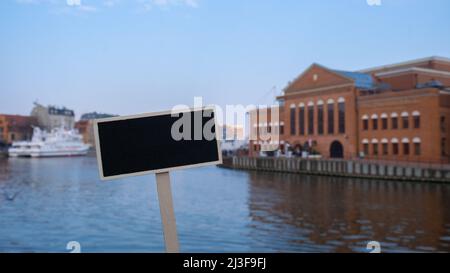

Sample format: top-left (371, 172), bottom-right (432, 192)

top-left (249, 57), bottom-right (450, 163)
top-left (0, 114), bottom-right (38, 144)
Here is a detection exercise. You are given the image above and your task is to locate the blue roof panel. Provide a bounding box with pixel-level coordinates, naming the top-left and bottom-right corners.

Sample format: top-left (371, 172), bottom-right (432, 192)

top-left (332, 69), bottom-right (375, 89)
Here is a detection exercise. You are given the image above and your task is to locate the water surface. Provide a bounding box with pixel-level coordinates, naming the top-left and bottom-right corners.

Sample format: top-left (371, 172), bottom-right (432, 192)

top-left (0, 156), bottom-right (449, 252)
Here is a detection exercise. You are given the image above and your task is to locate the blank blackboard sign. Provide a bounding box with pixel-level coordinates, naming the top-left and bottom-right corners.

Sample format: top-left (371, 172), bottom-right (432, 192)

top-left (94, 107), bottom-right (222, 180)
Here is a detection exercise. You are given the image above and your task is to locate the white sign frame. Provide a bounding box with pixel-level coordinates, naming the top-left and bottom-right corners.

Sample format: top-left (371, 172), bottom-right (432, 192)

top-left (93, 106), bottom-right (222, 181)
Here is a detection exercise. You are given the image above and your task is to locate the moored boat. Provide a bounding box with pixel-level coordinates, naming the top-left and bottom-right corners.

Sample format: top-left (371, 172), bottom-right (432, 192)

top-left (8, 127), bottom-right (90, 158)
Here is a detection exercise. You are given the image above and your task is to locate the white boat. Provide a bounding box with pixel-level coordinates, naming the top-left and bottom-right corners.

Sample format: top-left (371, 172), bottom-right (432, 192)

top-left (8, 127), bottom-right (90, 158)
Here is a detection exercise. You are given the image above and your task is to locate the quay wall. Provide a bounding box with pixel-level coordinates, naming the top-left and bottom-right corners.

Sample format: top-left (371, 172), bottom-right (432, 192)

top-left (220, 157), bottom-right (450, 183)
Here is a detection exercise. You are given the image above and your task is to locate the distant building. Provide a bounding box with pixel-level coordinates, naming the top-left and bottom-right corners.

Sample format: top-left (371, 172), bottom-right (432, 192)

top-left (75, 112), bottom-right (117, 146)
top-left (80, 112), bottom-right (117, 120)
top-left (220, 124), bottom-right (247, 156)
top-left (221, 124), bottom-right (245, 141)
top-left (0, 114), bottom-right (38, 145)
top-left (249, 106), bottom-right (285, 156)
top-left (31, 103), bottom-right (75, 130)
top-left (250, 56), bottom-right (450, 163)
top-left (74, 120), bottom-right (94, 146)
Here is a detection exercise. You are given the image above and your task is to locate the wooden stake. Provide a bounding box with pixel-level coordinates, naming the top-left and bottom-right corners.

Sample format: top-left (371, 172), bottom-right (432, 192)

top-left (155, 172), bottom-right (180, 253)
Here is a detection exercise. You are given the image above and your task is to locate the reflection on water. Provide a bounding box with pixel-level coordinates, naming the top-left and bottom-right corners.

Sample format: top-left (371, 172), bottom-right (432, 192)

top-left (247, 172), bottom-right (450, 252)
top-left (0, 156), bottom-right (449, 252)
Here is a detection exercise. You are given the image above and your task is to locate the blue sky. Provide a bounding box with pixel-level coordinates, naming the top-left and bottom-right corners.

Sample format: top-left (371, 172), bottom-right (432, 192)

top-left (1, 0), bottom-right (449, 118)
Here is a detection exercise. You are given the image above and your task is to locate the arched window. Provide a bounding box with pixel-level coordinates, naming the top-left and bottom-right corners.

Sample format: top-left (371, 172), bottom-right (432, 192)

top-left (401, 112), bottom-right (409, 129)
top-left (381, 138), bottom-right (389, 155)
top-left (391, 112), bottom-right (398, 129)
top-left (381, 113), bottom-right (388, 130)
top-left (371, 114), bottom-right (378, 130)
top-left (299, 103), bottom-right (305, 135)
top-left (327, 99), bottom-right (335, 134)
top-left (413, 137), bottom-right (421, 155)
top-left (338, 98), bottom-right (345, 134)
top-left (290, 104), bottom-right (296, 135)
top-left (412, 111), bottom-right (420, 129)
top-left (362, 139), bottom-right (369, 155)
top-left (308, 101), bottom-right (314, 135)
top-left (362, 115), bottom-right (369, 131)
top-left (402, 137), bottom-right (410, 155)
top-left (317, 100), bottom-right (324, 135)
top-left (391, 138), bottom-right (399, 155)
top-left (371, 138), bottom-right (379, 156)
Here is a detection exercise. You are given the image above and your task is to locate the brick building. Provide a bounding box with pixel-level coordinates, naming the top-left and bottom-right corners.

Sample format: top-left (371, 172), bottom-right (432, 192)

top-left (74, 120), bottom-right (93, 145)
top-left (75, 112), bottom-right (116, 146)
top-left (0, 114), bottom-right (38, 145)
top-left (249, 56), bottom-right (450, 163)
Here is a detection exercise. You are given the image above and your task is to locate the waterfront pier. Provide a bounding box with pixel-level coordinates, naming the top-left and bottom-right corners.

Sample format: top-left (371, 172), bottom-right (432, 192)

top-left (221, 156), bottom-right (450, 183)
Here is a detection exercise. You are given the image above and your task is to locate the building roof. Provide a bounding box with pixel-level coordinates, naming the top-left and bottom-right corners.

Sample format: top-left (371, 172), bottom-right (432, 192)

top-left (282, 56), bottom-right (450, 96)
top-left (1, 115), bottom-right (37, 130)
top-left (374, 67), bottom-right (450, 78)
top-left (48, 106), bottom-right (75, 117)
top-left (80, 112), bottom-right (117, 120)
top-left (359, 56), bottom-right (450, 73)
top-left (282, 63), bottom-right (377, 95)
top-left (331, 69), bottom-right (375, 89)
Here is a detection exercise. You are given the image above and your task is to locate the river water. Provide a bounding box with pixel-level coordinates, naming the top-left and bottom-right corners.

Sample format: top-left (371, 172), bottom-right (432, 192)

top-left (0, 156), bottom-right (450, 253)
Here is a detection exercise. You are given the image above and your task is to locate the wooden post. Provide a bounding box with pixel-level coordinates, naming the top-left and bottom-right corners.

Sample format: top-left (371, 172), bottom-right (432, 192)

top-left (155, 172), bottom-right (180, 253)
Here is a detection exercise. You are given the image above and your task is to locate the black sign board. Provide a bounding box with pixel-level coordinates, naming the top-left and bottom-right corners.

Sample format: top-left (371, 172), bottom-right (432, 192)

top-left (94, 107), bottom-right (221, 180)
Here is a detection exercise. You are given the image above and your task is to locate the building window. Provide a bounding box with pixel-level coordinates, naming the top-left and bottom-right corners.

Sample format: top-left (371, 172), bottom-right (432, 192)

top-left (338, 102), bottom-right (345, 134)
top-left (413, 112), bottom-right (420, 129)
top-left (403, 143), bottom-right (410, 155)
top-left (401, 112), bottom-right (409, 129)
top-left (413, 116), bottom-right (420, 128)
top-left (393, 143), bottom-right (399, 155)
top-left (402, 117), bottom-right (409, 129)
top-left (308, 105), bottom-right (314, 135)
top-left (299, 107), bottom-right (305, 135)
top-left (363, 119), bottom-right (369, 130)
top-left (442, 138), bottom-right (446, 156)
top-left (328, 103), bottom-right (334, 134)
top-left (372, 118), bottom-right (378, 130)
top-left (373, 143), bottom-right (378, 156)
top-left (441, 116), bottom-right (446, 132)
top-left (382, 118), bottom-right (388, 130)
top-left (11, 133), bottom-right (15, 141)
top-left (280, 124), bottom-right (284, 135)
top-left (392, 117), bottom-right (398, 129)
top-left (290, 107), bottom-right (296, 135)
top-left (363, 144), bottom-right (369, 155)
top-left (414, 143), bottom-right (421, 155)
top-left (318, 104), bottom-right (324, 135)
top-left (382, 143), bottom-right (388, 155)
